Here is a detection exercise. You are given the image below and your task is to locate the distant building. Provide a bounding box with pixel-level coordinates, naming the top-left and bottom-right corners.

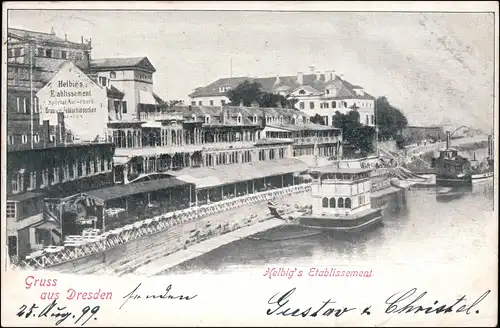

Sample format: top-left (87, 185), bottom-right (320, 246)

top-left (401, 125), bottom-right (445, 141)
top-left (188, 69), bottom-right (376, 127)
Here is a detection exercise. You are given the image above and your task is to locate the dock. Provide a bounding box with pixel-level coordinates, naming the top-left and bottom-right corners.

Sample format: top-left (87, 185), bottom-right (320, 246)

top-left (132, 218), bottom-right (285, 276)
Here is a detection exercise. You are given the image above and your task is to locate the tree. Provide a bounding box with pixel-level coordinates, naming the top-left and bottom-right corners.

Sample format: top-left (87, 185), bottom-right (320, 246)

top-left (310, 113), bottom-right (325, 125)
top-left (228, 80), bottom-right (298, 109)
top-left (332, 110), bottom-right (375, 156)
top-left (375, 96), bottom-right (408, 140)
top-left (158, 99), bottom-right (184, 112)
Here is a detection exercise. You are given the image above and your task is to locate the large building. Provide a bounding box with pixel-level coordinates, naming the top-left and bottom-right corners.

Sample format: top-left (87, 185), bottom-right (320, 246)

top-left (188, 68), bottom-right (376, 127)
top-left (6, 27), bottom-right (344, 265)
top-left (6, 28), bottom-right (115, 260)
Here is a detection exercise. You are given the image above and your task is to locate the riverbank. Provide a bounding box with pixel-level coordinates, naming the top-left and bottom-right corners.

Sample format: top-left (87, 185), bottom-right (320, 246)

top-left (133, 218), bottom-right (285, 276)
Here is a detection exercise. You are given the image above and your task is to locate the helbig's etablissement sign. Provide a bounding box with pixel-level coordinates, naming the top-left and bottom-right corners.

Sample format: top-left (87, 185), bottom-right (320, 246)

top-left (37, 61), bottom-right (108, 142)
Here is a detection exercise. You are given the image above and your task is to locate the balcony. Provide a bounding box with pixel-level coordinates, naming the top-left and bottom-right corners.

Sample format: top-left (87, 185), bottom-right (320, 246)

top-left (114, 141), bottom-right (256, 157)
top-left (293, 136), bottom-right (340, 145)
top-left (139, 111), bottom-right (185, 122)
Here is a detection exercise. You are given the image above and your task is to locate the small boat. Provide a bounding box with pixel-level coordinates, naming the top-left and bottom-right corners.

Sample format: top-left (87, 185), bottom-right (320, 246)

top-left (434, 134), bottom-right (494, 186)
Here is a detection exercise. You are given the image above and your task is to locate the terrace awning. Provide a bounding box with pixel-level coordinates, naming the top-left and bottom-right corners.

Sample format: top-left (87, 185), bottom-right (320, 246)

top-left (171, 158), bottom-right (308, 189)
top-left (85, 177), bottom-right (192, 202)
top-left (139, 90), bottom-right (157, 105)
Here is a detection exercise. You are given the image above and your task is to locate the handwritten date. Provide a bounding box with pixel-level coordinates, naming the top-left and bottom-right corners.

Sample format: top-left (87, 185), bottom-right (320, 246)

top-left (16, 300), bottom-right (99, 326)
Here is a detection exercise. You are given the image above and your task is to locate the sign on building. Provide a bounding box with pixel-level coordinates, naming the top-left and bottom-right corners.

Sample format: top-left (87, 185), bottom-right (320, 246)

top-left (37, 61), bottom-right (108, 142)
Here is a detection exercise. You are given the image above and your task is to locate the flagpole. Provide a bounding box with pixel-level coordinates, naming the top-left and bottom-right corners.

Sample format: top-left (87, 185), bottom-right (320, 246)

top-left (30, 44), bottom-right (34, 149)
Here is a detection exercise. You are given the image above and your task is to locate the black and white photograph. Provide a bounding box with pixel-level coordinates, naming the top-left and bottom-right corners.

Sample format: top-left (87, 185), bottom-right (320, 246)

top-left (2, 2), bottom-right (498, 327)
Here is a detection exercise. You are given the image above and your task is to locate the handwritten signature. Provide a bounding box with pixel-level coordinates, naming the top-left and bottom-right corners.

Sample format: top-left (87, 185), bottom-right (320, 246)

top-left (120, 283), bottom-right (198, 310)
top-left (266, 287), bottom-right (491, 318)
top-left (16, 300), bottom-right (100, 326)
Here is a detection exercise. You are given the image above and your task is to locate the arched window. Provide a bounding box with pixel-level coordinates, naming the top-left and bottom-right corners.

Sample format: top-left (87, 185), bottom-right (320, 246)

top-left (345, 198), bottom-right (351, 208)
top-left (338, 197), bottom-right (344, 208)
top-left (329, 197), bottom-right (336, 208)
top-left (132, 131), bottom-right (137, 147)
top-left (110, 71), bottom-right (116, 79)
top-left (332, 101), bottom-right (336, 108)
top-left (322, 197), bottom-right (329, 208)
top-left (299, 89), bottom-right (306, 95)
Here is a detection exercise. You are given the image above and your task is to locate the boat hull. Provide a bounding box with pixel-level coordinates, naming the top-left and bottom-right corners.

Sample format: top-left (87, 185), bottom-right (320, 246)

top-left (471, 172), bottom-right (494, 181)
top-left (296, 208), bottom-right (383, 233)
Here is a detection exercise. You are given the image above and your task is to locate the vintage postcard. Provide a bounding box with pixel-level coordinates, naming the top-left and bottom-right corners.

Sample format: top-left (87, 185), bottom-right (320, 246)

top-left (1, 1), bottom-right (498, 326)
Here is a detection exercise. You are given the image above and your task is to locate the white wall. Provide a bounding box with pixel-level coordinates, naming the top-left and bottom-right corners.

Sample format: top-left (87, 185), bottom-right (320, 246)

top-left (189, 95), bottom-right (230, 106)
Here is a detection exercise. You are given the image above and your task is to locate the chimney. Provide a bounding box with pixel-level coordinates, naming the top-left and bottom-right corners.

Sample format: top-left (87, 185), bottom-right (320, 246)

top-left (81, 36), bottom-right (84, 44)
top-left (65, 34), bottom-right (67, 41)
top-left (297, 72), bottom-right (304, 85)
top-left (316, 71), bottom-right (322, 81)
top-left (446, 131), bottom-right (450, 149)
top-left (326, 70), bottom-right (335, 82)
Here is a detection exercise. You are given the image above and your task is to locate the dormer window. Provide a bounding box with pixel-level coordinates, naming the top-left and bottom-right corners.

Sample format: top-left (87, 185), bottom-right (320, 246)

top-left (219, 86), bottom-right (232, 93)
top-left (192, 114), bottom-right (197, 122)
top-left (110, 71), bottom-right (116, 79)
top-left (298, 89), bottom-right (306, 95)
top-left (326, 89), bottom-right (330, 95)
top-left (253, 115), bottom-right (258, 124)
top-left (99, 76), bottom-right (107, 87)
top-left (279, 116), bottom-right (283, 124)
top-left (237, 114), bottom-right (242, 124)
top-left (205, 115), bottom-right (211, 124)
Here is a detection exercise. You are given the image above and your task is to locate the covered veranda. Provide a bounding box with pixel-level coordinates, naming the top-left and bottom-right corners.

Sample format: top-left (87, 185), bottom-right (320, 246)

top-left (85, 177), bottom-right (195, 232)
top-left (171, 158), bottom-right (309, 206)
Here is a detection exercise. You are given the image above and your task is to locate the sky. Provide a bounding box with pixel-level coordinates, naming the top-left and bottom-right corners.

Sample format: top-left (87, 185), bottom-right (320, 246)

top-left (8, 10), bottom-right (495, 132)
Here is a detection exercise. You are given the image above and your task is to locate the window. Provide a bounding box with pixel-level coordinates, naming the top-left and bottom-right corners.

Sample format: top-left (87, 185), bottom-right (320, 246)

top-left (122, 101), bottom-right (127, 114)
top-left (49, 135), bottom-right (55, 143)
top-left (23, 98), bottom-right (27, 113)
top-left (198, 101), bottom-right (203, 106)
top-left (221, 100), bottom-right (226, 106)
top-left (45, 49), bottom-right (52, 58)
top-left (371, 115), bottom-right (374, 125)
top-left (99, 76), bottom-right (107, 87)
top-left (33, 97), bottom-right (39, 113)
top-left (11, 180), bottom-right (19, 194)
top-left (61, 51), bottom-right (67, 59)
top-left (338, 197), bottom-right (344, 208)
top-left (6, 202), bottom-right (16, 220)
top-left (52, 167), bottom-right (60, 184)
top-left (32, 134), bottom-right (39, 143)
top-left (21, 135), bottom-right (28, 144)
top-left (366, 115), bottom-right (369, 125)
top-left (75, 52), bottom-right (83, 61)
top-left (299, 89), bottom-right (306, 95)
top-left (205, 115), bottom-right (210, 124)
top-left (16, 97), bottom-right (20, 112)
top-left (237, 115), bottom-right (242, 124)
top-left (8, 135), bottom-right (15, 145)
top-left (210, 100), bottom-right (214, 106)
top-left (37, 48), bottom-right (44, 57)
top-left (191, 101), bottom-right (196, 106)
top-left (326, 89), bottom-right (330, 94)
top-left (329, 198), bottom-right (336, 208)
top-left (324, 102), bottom-right (329, 109)
top-left (110, 71), bottom-right (116, 79)
top-left (309, 102), bottom-right (315, 110)
top-left (29, 171), bottom-right (37, 190)
top-left (299, 102), bottom-right (305, 110)
top-left (322, 197), bottom-right (328, 208)
top-left (41, 169), bottom-right (49, 187)
top-left (345, 198), bottom-right (351, 208)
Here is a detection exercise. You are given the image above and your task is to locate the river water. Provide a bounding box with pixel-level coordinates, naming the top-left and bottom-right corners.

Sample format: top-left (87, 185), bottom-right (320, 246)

top-left (160, 149), bottom-right (496, 275)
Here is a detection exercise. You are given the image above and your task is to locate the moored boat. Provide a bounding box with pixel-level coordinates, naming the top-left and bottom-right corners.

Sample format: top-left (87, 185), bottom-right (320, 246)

top-left (275, 164), bottom-right (384, 233)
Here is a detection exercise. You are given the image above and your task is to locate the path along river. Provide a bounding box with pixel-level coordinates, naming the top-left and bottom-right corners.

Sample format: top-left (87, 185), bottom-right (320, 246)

top-left (158, 148), bottom-right (495, 275)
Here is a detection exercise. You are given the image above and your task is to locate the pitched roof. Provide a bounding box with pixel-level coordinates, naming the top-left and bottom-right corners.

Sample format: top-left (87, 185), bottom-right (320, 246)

top-left (90, 56), bottom-right (156, 73)
top-left (189, 72), bottom-right (375, 100)
top-left (8, 27), bottom-right (88, 48)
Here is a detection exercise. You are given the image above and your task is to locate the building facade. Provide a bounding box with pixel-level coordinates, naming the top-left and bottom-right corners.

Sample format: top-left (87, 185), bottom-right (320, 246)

top-left (188, 69), bottom-right (376, 127)
top-left (6, 28), bottom-right (115, 260)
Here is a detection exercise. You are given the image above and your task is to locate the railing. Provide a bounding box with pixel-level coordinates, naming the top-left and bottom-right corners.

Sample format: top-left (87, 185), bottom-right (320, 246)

top-left (140, 112), bottom-right (184, 121)
top-left (294, 136), bottom-right (339, 145)
top-left (12, 183), bottom-right (312, 270)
